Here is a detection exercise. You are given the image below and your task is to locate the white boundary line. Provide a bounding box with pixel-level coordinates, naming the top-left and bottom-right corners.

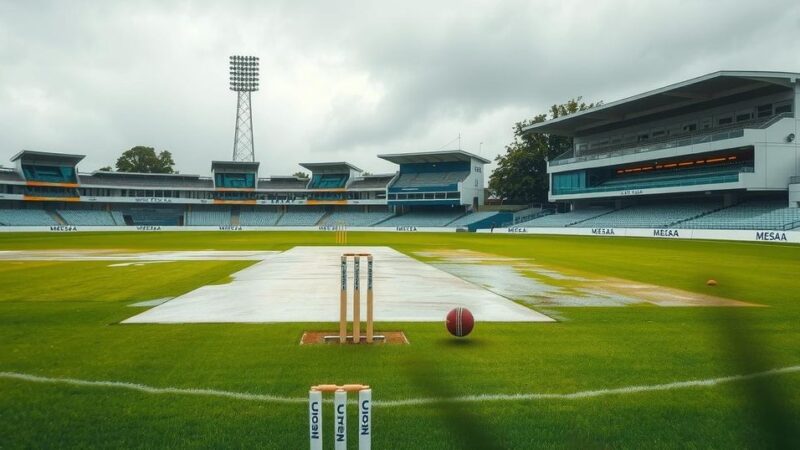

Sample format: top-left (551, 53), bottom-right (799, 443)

top-left (2, 365), bottom-right (799, 408)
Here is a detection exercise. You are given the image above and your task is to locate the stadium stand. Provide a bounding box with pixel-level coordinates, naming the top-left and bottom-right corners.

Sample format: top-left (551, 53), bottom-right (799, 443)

top-left (119, 207), bottom-right (184, 226)
top-left (348, 175), bottom-right (393, 189)
top-left (447, 211), bottom-right (506, 228)
top-left (0, 168), bottom-right (24, 182)
top-left (515, 207), bottom-right (612, 227)
top-left (309, 174), bottom-right (348, 189)
top-left (391, 170), bottom-right (469, 189)
top-left (239, 208), bottom-right (284, 226)
top-left (57, 209), bottom-right (119, 226)
top-left (276, 207), bottom-right (326, 226)
top-left (319, 208), bottom-right (395, 227)
top-left (257, 177), bottom-right (308, 189)
top-left (379, 209), bottom-right (465, 227)
top-left (550, 117), bottom-right (768, 166)
top-left (0, 209), bottom-right (58, 226)
top-left (186, 208), bottom-right (232, 226)
top-left (578, 202), bottom-right (722, 228)
top-left (678, 200), bottom-right (800, 230)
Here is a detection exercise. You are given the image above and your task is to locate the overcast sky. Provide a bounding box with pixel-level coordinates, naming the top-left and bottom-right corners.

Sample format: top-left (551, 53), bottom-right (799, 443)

top-left (1, 0), bottom-right (798, 177)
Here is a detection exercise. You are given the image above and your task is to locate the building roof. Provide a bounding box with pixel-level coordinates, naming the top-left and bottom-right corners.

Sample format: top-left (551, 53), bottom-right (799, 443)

top-left (211, 160), bottom-right (260, 171)
top-left (298, 162), bottom-right (362, 173)
top-left (523, 71), bottom-right (800, 136)
top-left (10, 150), bottom-right (85, 164)
top-left (378, 149), bottom-right (491, 165)
top-left (256, 177), bottom-right (309, 189)
top-left (0, 168), bottom-right (23, 182)
top-left (349, 174), bottom-right (395, 189)
top-left (80, 171), bottom-right (213, 189)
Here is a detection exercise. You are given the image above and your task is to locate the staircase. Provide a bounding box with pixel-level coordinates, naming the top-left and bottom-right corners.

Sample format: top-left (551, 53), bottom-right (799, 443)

top-left (47, 210), bottom-right (66, 225)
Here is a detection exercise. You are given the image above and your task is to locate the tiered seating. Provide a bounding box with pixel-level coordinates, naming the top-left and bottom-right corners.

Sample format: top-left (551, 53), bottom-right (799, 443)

top-left (239, 209), bottom-right (283, 226)
top-left (680, 201), bottom-right (800, 230)
top-left (392, 171), bottom-right (469, 188)
top-left (120, 207), bottom-right (183, 226)
top-left (276, 208), bottom-right (325, 226)
top-left (186, 208), bottom-right (231, 226)
top-left (515, 208), bottom-right (612, 227)
top-left (58, 209), bottom-right (117, 226)
top-left (579, 202), bottom-right (721, 228)
top-left (110, 211), bottom-right (126, 225)
top-left (379, 210), bottom-right (464, 227)
top-left (309, 174), bottom-right (348, 189)
top-left (320, 210), bottom-right (395, 227)
top-left (447, 211), bottom-right (503, 227)
top-left (0, 209), bottom-right (58, 226)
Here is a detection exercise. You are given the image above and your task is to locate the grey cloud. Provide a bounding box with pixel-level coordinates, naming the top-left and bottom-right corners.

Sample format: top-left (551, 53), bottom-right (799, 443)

top-left (0, 0), bottom-right (798, 176)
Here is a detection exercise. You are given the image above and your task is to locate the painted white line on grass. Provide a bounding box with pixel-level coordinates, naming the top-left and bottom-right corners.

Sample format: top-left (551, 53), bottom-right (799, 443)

top-left (0, 371), bottom-right (306, 404)
top-left (2, 365), bottom-right (799, 408)
top-left (375, 365), bottom-right (800, 407)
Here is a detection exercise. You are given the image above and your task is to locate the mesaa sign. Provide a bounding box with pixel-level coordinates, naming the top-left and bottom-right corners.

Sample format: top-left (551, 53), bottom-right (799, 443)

top-left (755, 231), bottom-right (788, 241)
top-left (653, 229), bottom-right (680, 237)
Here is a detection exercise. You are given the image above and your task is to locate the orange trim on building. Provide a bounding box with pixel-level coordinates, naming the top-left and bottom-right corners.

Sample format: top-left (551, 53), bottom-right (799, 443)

top-left (25, 181), bottom-right (79, 188)
top-left (23, 196), bottom-right (80, 202)
top-left (307, 200), bottom-right (348, 205)
top-left (215, 188), bottom-right (256, 192)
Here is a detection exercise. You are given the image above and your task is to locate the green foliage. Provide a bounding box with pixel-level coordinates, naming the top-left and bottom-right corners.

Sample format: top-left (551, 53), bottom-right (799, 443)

top-left (115, 146), bottom-right (176, 173)
top-left (489, 98), bottom-right (599, 204)
top-left (292, 171), bottom-right (309, 179)
top-left (98, 166), bottom-right (113, 172)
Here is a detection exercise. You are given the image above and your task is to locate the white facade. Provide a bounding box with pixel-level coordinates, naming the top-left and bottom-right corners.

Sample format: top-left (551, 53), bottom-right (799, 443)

top-left (528, 72), bottom-right (800, 206)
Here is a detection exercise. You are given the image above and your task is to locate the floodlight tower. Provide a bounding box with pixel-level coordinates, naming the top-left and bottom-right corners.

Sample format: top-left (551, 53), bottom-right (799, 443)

top-left (229, 55), bottom-right (259, 162)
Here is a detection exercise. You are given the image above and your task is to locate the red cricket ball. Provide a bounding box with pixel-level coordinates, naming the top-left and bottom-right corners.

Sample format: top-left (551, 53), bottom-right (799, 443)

top-left (446, 307), bottom-right (474, 337)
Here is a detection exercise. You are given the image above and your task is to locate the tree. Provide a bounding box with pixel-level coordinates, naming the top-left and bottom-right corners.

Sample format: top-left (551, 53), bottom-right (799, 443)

top-left (115, 146), bottom-right (176, 173)
top-left (99, 166), bottom-right (113, 172)
top-left (489, 97), bottom-right (599, 204)
top-left (293, 171), bottom-right (309, 179)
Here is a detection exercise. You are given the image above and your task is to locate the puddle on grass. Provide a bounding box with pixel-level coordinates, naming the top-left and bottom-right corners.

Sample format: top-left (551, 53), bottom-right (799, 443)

top-left (109, 261), bottom-right (174, 267)
top-left (128, 298), bottom-right (173, 307)
top-left (418, 249), bottom-right (759, 307)
top-left (431, 261), bottom-right (640, 306)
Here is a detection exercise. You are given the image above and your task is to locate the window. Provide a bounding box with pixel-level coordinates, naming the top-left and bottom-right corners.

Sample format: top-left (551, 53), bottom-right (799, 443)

top-left (682, 123), bottom-right (697, 132)
top-left (446, 192), bottom-right (460, 199)
top-left (736, 111), bottom-right (753, 122)
top-left (717, 115), bottom-right (733, 126)
top-left (651, 130), bottom-right (666, 138)
top-left (424, 193), bottom-right (434, 199)
top-left (775, 101), bottom-right (793, 114)
top-left (700, 118), bottom-right (712, 129)
top-left (757, 104), bottom-right (773, 118)
top-left (637, 133), bottom-right (649, 142)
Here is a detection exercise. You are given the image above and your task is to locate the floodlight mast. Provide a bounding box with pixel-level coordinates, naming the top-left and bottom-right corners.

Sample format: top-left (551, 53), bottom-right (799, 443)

top-left (229, 55), bottom-right (259, 162)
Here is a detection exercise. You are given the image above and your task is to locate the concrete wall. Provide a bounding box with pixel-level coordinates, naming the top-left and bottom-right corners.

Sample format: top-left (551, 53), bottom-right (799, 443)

top-left (480, 226), bottom-right (800, 244)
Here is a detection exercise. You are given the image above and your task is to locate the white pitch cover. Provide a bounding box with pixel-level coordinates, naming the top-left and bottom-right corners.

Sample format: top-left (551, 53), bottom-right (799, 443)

top-left (359, 389), bottom-right (372, 449)
top-left (334, 390), bottom-right (347, 450)
top-left (308, 390), bottom-right (323, 450)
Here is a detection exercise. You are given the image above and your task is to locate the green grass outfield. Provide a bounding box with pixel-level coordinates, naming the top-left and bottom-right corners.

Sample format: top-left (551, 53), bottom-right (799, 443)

top-left (1, 231), bottom-right (799, 449)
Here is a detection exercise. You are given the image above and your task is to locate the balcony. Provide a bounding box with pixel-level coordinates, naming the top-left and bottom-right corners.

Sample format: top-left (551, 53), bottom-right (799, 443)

top-left (552, 164), bottom-right (752, 196)
top-left (550, 113), bottom-right (793, 167)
